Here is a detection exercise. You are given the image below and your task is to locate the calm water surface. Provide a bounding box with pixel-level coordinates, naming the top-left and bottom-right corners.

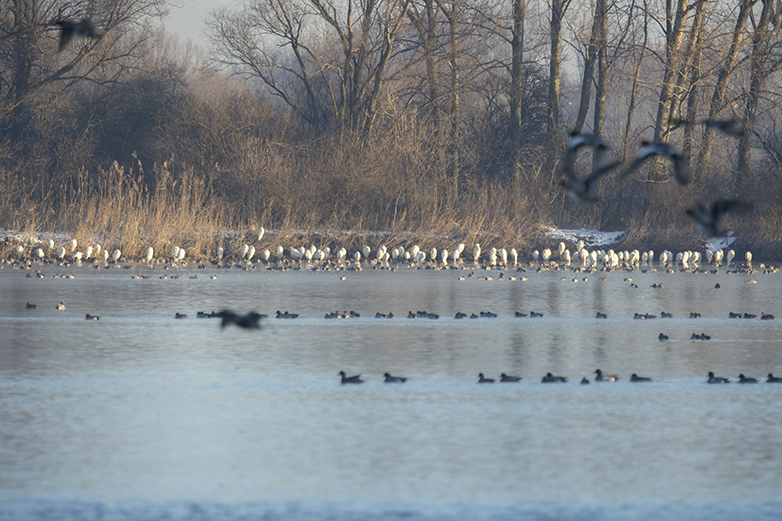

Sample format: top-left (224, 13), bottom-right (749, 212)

top-left (1, 263), bottom-right (781, 520)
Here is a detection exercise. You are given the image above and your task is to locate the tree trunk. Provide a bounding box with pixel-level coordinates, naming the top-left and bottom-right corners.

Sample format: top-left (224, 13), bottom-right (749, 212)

top-left (509, 0), bottom-right (525, 181)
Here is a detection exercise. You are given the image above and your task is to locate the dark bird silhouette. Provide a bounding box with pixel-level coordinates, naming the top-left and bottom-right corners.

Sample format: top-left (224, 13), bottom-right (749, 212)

top-left (477, 373), bottom-right (495, 383)
top-left (219, 310), bottom-right (264, 329)
top-left (542, 372), bottom-right (568, 383)
top-left (738, 374), bottom-right (758, 384)
top-left (707, 371), bottom-right (730, 384)
top-left (630, 374), bottom-right (652, 382)
top-left (671, 118), bottom-right (746, 138)
top-left (53, 18), bottom-right (99, 51)
top-left (500, 373), bottom-right (522, 382)
top-left (560, 161), bottom-right (621, 203)
top-left (622, 141), bottom-right (689, 185)
top-left (685, 199), bottom-right (753, 236)
top-left (383, 373), bottom-right (407, 383)
top-left (339, 371), bottom-right (363, 384)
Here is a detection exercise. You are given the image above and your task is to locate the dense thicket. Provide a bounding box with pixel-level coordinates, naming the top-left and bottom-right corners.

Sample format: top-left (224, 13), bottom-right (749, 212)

top-left (2, 0), bottom-right (782, 256)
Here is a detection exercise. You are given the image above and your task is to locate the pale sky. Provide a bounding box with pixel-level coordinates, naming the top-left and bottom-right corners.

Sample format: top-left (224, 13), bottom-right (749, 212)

top-left (163, 0), bottom-right (238, 44)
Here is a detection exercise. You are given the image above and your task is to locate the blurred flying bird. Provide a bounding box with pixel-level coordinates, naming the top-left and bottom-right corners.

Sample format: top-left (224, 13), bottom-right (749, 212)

top-left (685, 200), bottom-right (753, 236)
top-left (53, 18), bottom-right (99, 51)
top-left (219, 310), bottom-right (264, 329)
top-left (622, 141), bottom-right (689, 185)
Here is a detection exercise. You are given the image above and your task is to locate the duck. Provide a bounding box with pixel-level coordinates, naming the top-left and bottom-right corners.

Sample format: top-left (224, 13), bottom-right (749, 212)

top-left (174, 313), bottom-right (187, 319)
top-left (685, 199), bottom-right (753, 236)
top-left (407, 311), bottom-right (417, 318)
top-left (276, 310), bottom-right (299, 319)
top-left (689, 312), bottom-right (702, 318)
top-left (761, 312), bottom-right (775, 320)
top-left (530, 311), bottom-right (544, 318)
top-left (738, 374), bottom-right (758, 384)
top-left (56, 301), bottom-right (66, 310)
top-left (742, 313), bottom-right (757, 319)
top-left (594, 369), bottom-right (619, 382)
top-left (85, 314), bottom-right (100, 320)
top-left (514, 311), bottom-right (528, 317)
top-left (595, 312), bottom-right (607, 319)
top-left (383, 373), bottom-right (407, 383)
top-left (622, 141), bottom-right (689, 184)
top-left (477, 373), bottom-right (495, 383)
top-left (707, 371), bottom-right (730, 384)
top-left (479, 311), bottom-right (498, 318)
top-left (53, 18), bottom-right (99, 51)
top-left (219, 310), bottom-right (264, 329)
top-left (375, 312), bottom-right (387, 318)
top-left (580, 377), bottom-right (590, 385)
top-left (658, 333), bottom-right (669, 341)
top-left (630, 373), bottom-right (652, 382)
top-left (766, 373), bottom-right (782, 383)
top-left (25, 302), bottom-right (36, 309)
top-left (660, 311), bottom-right (673, 318)
top-left (339, 371), bottom-right (364, 384)
top-left (500, 373), bottom-right (522, 382)
top-left (690, 333), bottom-right (711, 340)
top-left (542, 372), bottom-right (568, 383)
top-left (728, 312), bottom-right (742, 318)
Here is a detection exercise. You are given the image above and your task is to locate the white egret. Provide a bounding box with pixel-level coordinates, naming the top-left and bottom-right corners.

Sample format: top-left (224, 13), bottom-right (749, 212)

top-left (85, 246), bottom-right (93, 259)
top-left (473, 243), bottom-right (481, 262)
top-left (745, 251), bottom-right (752, 264)
top-left (262, 249), bottom-right (270, 261)
top-left (510, 248), bottom-right (518, 266)
top-left (362, 246), bottom-right (371, 259)
top-left (48, 239), bottom-right (55, 250)
top-left (726, 249), bottom-right (735, 265)
top-left (440, 249), bottom-right (448, 264)
top-left (354, 251), bottom-right (361, 262)
top-left (276, 245), bottom-right (284, 259)
top-left (57, 246), bottom-right (66, 259)
top-left (111, 249), bottom-right (121, 262)
top-left (102, 250), bottom-right (109, 262)
top-left (239, 244), bottom-right (249, 259)
top-left (430, 248), bottom-right (438, 262)
top-left (69, 239), bottom-right (77, 252)
top-left (145, 247), bottom-right (154, 262)
top-left (177, 248), bottom-right (185, 261)
top-left (499, 248), bottom-right (508, 266)
top-left (247, 246), bottom-right (256, 261)
top-left (533, 250), bottom-right (539, 262)
top-left (257, 227), bottom-right (265, 241)
top-left (36, 247), bottom-right (44, 260)
top-left (172, 246), bottom-right (181, 259)
top-left (217, 247), bottom-right (224, 261)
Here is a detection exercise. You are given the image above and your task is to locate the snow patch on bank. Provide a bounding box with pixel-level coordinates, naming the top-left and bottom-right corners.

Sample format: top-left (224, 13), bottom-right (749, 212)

top-left (545, 227), bottom-right (625, 248)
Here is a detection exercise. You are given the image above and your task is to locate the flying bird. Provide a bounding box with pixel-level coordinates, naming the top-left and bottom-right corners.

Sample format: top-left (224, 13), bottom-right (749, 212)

top-left (560, 161), bottom-right (621, 203)
top-left (53, 18), bottom-right (99, 51)
top-left (671, 118), bottom-right (746, 138)
top-left (685, 200), bottom-right (753, 236)
top-left (622, 141), bottom-right (689, 185)
top-left (219, 310), bottom-right (264, 329)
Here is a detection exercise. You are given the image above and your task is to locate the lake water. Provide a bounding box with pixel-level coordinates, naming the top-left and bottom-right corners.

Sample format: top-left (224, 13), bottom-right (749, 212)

top-left (1, 261), bottom-right (781, 520)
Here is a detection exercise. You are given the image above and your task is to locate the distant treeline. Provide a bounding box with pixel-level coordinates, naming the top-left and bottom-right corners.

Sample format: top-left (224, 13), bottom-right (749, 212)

top-left (1, 0), bottom-right (781, 258)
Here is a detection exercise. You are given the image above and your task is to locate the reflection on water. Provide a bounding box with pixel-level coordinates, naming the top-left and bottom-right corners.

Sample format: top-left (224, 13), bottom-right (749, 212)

top-left (1, 265), bottom-right (781, 519)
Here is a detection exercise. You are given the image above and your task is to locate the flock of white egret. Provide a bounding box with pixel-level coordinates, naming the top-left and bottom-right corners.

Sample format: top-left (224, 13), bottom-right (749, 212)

top-left (2, 224), bottom-right (757, 272)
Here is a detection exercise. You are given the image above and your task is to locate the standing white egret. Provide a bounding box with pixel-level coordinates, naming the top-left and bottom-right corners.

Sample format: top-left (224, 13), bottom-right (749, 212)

top-left (352, 251), bottom-right (360, 262)
top-left (714, 250), bottom-right (724, 265)
top-left (705, 250), bottom-right (713, 264)
top-left (489, 248), bottom-right (497, 267)
top-left (362, 246), bottom-right (371, 259)
top-left (457, 243), bottom-right (466, 255)
top-left (247, 246), bottom-right (256, 261)
top-left (533, 250), bottom-right (539, 262)
top-left (36, 247), bottom-right (44, 260)
top-left (745, 251), bottom-right (752, 264)
top-left (392, 248), bottom-right (400, 262)
top-left (581, 249), bottom-right (589, 266)
top-left (558, 242), bottom-right (566, 257)
top-left (452, 249), bottom-right (460, 262)
top-left (542, 249), bottom-right (551, 262)
top-left (102, 250), bottom-right (109, 263)
top-left (172, 246), bottom-right (181, 259)
top-left (304, 248), bottom-right (312, 261)
top-left (85, 246), bottom-right (93, 259)
top-left (145, 247), bottom-right (154, 262)
top-left (262, 249), bottom-right (270, 261)
top-left (590, 250), bottom-right (598, 266)
top-left (499, 248), bottom-right (508, 266)
top-left (692, 251), bottom-right (701, 264)
top-left (111, 249), bottom-right (121, 262)
top-left (411, 245), bottom-right (420, 258)
top-left (69, 239), bottom-right (77, 252)
top-left (239, 244), bottom-right (249, 259)
top-left (291, 248), bottom-right (302, 260)
top-left (415, 251), bottom-right (426, 263)
top-left (15, 245), bottom-right (24, 258)
top-left (726, 249), bottom-right (735, 265)
top-left (257, 227), bottom-right (265, 241)
top-left (72, 251), bottom-right (83, 262)
top-left (57, 247), bottom-right (66, 259)
top-left (473, 243), bottom-right (481, 262)
top-left (440, 249), bottom-right (448, 265)
top-left (337, 247), bottom-right (346, 261)
top-left (430, 248), bottom-right (438, 262)
top-left (94, 244), bottom-right (102, 257)
top-left (577, 240), bottom-right (585, 252)
top-left (217, 247), bottom-right (224, 261)
top-left (563, 250), bottom-right (571, 265)
top-left (276, 245), bottom-right (284, 259)
top-left (660, 252), bottom-right (668, 265)
top-left (176, 248), bottom-right (185, 261)
top-left (48, 239), bottom-right (55, 250)
top-left (510, 248), bottom-right (518, 266)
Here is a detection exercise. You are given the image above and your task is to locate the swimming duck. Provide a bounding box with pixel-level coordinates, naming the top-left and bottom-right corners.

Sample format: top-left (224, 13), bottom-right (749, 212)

top-left (514, 311), bottom-right (528, 317)
top-left (407, 311), bottom-right (416, 318)
top-left (85, 314), bottom-right (100, 320)
top-left (56, 301), bottom-right (66, 310)
top-left (766, 374), bottom-right (782, 383)
top-left (595, 312), bottom-right (607, 319)
top-left (689, 312), bottom-right (702, 318)
top-left (339, 371), bottom-right (363, 384)
top-left (742, 313), bottom-right (757, 319)
top-left (500, 373), bottom-right (522, 382)
top-left (276, 310), bottom-right (299, 319)
top-left (542, 372), bottom-right (568, 383)
top-left (174, 313), bottom-right (187, 319)
top-left (479, 311), bottom-right (497, 318)
top-left (580, 377), bottom-right (590, 385)
top-left (594, 369), bottom-right (619, 382)
top-left (728, 312), bottom-right (742, 318)
top-left (707, 372), bottom-right (730, 383)
top-left (738, 374), bottom-right (758, 384)
top-left (630, 373), bottom-right (652, 382)
top-left (26, 302), bottom-right (36, 309)
top-left (477, 373), bottom-right (495, 383)
top-left (530, 311), bottom-right (544, 318)
top-left (658, 333), bottom-right (669, 341)
top-left (761, 312), bottom-right (775, 320)
top-left (660, 311), bottom-right (673, 318)
top-left (383, 373), bottom-right (407, 383)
